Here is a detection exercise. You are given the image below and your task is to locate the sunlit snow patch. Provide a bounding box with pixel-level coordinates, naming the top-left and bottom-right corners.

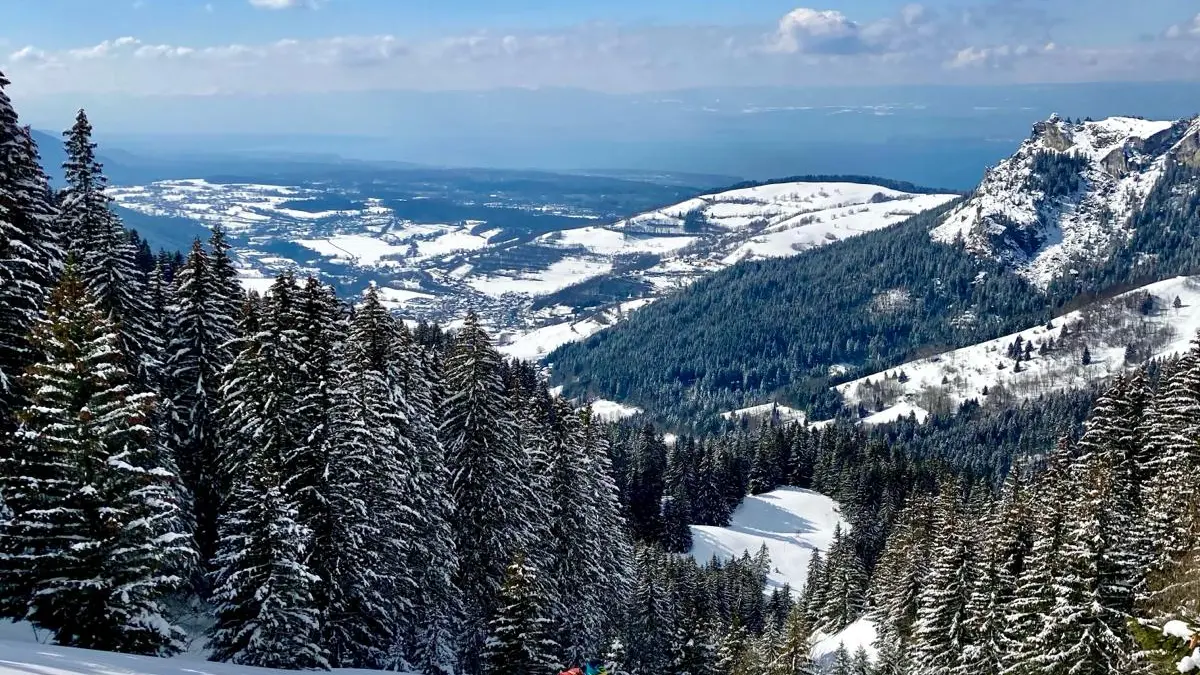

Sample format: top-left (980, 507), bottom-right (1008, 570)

top-left (689, 487), bottom-right (844, 595)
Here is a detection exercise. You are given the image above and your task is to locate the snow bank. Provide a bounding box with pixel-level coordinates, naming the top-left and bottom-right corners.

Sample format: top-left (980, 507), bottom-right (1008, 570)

top-left (862, 401), bottom-right (929, 426)
top-left (810, 618), bottom-right (879, 664)
top-left (720, 403), bottom-right (807, 424)
top-left (587, 399), bottom-right (642, 421)
top-left (689, 487), bottom-right (844, 594)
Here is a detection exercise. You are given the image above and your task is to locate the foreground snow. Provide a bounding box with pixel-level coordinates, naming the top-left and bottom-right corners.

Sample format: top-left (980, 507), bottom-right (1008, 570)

top-left (0, 623), bottom-right (412, 675)
top-left (689, 487), bottom-right (844, 595)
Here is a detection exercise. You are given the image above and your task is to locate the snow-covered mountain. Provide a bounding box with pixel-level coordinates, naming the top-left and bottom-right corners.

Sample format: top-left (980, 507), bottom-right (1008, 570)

top-left (931, 114), bottom-right (1200, 287)
top-left (835, 275), bottom-right (1200, 423)
top-left (110, 178), bottom-right (956, 357)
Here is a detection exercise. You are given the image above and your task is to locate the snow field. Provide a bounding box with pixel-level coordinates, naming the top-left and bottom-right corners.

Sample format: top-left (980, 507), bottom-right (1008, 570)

top-left (689, 487), bottom-right (844, 595)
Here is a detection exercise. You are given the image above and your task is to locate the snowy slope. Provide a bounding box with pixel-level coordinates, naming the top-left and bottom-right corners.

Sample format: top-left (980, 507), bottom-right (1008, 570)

top-left (719, 403), bottom-right (808, 425)
top-left (811, 618), bottom-right (879, 664)
top-left (0, 626), bottom-right (410, 675)
top-left (689, 487), bottom-right (844, 595)
top-left (931, 115), bottom-right (1200, 287)
top-left (838, 275), bottom-right (1200, 419)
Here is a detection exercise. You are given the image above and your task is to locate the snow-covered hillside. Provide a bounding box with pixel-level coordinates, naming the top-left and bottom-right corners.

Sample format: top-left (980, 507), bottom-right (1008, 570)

top-left (931, 114), bottom-right (1200, 287)
top-left (689, 487), bottom-right (844, 595)
top-left (838, 275), bottom-right (1200, 421)
top-left (109, 178), bottom-right (955, 360)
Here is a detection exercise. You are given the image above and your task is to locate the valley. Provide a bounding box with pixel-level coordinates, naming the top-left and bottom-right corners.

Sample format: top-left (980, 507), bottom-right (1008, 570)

top-left (109, 175), bottom-right (956, 360)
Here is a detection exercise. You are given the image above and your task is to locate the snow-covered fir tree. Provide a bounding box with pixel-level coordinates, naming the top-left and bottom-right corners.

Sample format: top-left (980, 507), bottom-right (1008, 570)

top-left (162, 232), bottom-right (240, 564)
top-left (0, 71), bottom-right (61, 428)
top-left (442, 312), bottom-right (537, 672)
top-left (0, 263), bottom-right (191, 654)
top-left (908, 483), bottom-right (974, 675)
top-left (56, 111), bottom-right (159, 385)
top-left (482, 553), bottom-right (560, 675)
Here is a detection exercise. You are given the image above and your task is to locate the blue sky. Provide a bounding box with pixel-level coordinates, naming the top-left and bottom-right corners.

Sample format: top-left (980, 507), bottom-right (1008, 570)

top-left (2, 0), bottom-right (1199, 99)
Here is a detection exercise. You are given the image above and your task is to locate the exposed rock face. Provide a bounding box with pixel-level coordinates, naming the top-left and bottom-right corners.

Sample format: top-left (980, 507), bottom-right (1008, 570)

top-left (1171, 125), bottom-right (1200, 169)
top-left (1033, 115), bottom-right (1075, 152)
top-left (931, 115), bottom-right (1200, 288)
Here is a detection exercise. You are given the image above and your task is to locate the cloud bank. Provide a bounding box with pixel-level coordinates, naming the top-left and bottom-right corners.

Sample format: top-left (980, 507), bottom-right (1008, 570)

top-left (3, 5), bottom-right (1199, 96)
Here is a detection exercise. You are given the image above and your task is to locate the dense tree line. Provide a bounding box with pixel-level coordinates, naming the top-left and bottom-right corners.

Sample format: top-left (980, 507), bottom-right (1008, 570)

top-left (0, 72), bottom-right (634, 672)
top-left (786, 347), bottom-right (1200, 675)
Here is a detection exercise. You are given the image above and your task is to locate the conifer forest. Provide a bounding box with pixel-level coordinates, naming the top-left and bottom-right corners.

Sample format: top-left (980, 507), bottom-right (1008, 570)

top-left (3, 52), bottom-right (1200, 675)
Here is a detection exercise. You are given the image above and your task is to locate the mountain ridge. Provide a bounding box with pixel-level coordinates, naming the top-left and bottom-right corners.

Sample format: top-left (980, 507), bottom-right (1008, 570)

top-left (548, 112), bottom-right (1200, 424)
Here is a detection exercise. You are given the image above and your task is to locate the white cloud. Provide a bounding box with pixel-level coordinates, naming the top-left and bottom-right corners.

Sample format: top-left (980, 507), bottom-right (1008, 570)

top-left (3, 7), bottom-right (1199, 96)
top-left (249, 0), bottom-right (317, 9)
top-left (9, 46), bottom-right (49, 65)
top-left (769, 9), bottom-right (866, 54)
top-left (67, 36), bottom-right (139, 60)
top-left (946, 42), bottom-right (1053, 69)
top-left (1165, 14), bottom-right (1200, 39)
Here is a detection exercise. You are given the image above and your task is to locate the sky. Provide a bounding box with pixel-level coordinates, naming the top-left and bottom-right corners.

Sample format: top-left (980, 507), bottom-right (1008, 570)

top-left (2, 0), bottom-right (1200, 99)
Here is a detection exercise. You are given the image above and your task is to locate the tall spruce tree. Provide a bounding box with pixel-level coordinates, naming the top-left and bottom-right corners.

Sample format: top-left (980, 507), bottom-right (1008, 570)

top-left (208, 278), bottom-right (325, 669)
top-left (0, 264), bottom-right (191, 654)
top-left (1001, 438), bottom-right (1073, 674)
top-left (0, 72), bottom-right (61, 429)
top-left (163, 237), bottom-right (239, 565)
top-left (57, 110), bottom-right (159, 385)
top-left (442, 312), bottom-right (536, 673)
top-left (908, 484), bottom-right (974, 675)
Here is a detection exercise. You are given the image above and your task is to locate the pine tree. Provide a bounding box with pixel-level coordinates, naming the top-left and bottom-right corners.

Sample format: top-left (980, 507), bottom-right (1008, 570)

top-left (818, 526), bottom-right (868, 633)
top-left (627, 545), bottom-right (675, 675)
top-left (668, 616), bottom-right (716, 675)
top-left (1001, 439), bottom-right (1072, 674)
top-left (0, 264), bottom-right (191, 654)
top-left (442, 312), bottom-right (537, 672)
top-left (163, 238), bottom-right (239, 565)
top-left (908, 485), bottom-right (973, 675)
top-left (482, 554), bottom-right (560, 675)
top-left (771, 604), bottom-right (816, 675)
top-left (208, 275), bottom-right (325, 669)
top-left (869, 495), bottom-right (934, 675)
top-left (714, 622), bottom-right (748, 675)
top-left (1033, 459), bottom-right (1136, 674)
top-left (315, 316), bottom-right (421, 668)
top-left (802, 550), bottom-right (827, 627)
top-left (57, 110), bottom-right (159, 385)
top-left (1143, 352), bottom-right (1200, 571)
top-left (830, 645), bottom-right (853, 675)
top-left (207, 448), bottom-right (326, 669)
top-left (397, 319), bottom-right (463, 675)
top-left (0, 73), bottom-right (61, 428)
